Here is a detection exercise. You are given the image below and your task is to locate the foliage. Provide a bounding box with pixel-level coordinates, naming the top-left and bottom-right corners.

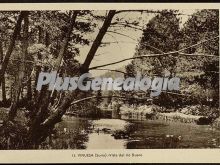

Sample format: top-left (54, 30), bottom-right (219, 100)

top-left (122, 9), bottom-right (219, 108)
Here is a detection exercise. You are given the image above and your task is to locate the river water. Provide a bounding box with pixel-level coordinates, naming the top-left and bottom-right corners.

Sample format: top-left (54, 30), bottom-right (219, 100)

top-left (53, 117), bottom-right (220, 149)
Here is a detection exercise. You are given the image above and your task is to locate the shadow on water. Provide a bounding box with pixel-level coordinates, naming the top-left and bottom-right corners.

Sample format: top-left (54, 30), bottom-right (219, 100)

top-left (40, 118), bottom-right (92, 149)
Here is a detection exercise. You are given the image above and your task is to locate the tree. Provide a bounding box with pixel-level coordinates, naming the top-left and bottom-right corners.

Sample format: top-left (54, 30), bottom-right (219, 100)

top-left (121, 10), bottom-right (181, 107)
top-left (41, 10), bottom-right (116, 129)
top-left (180, 9), bottom-right (219, 107)
top-left (133, 10), bottom-right (181, 77)
top-left (9, 11), bottom-right (29, 121)
top-left (0, 11), bottom-right (27, 85)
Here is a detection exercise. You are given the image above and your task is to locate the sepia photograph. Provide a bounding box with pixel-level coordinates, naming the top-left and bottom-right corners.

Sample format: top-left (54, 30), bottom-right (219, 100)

top-left (0, 7), bottom-right (219, 153)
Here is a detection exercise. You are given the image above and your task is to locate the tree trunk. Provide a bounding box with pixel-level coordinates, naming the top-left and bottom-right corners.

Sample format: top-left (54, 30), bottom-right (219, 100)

top-left (29, 10), bottom-right (116, 148)
top-left (8, 11), bottom-right (29, 121)
top-left (33, 65), bottom-right (40, 100)
top-left (0, 41), bottom-right (6, 103)
top-left (28, 11), bottom-right (79, 146)
top-left (80, 10), bottom-right (116, 73)
top-left (0, 11), bottom-right (27, 86)
top-left (2, 76), bottom-right (6, 103)
top-left (0, 41), bottom-right (3, 64)
top-left (45, 31), bottom-right (50, 47)
top-left (38, 26), bottom-right (43, 44)
top-left (42, 10), bottom-right (116, 129)
top-left (54, 11), bottom-right (79, 70)
top-left (33, 26), bottom-right (44, 99)
top-left (27, 76), bottom-right (32, 101)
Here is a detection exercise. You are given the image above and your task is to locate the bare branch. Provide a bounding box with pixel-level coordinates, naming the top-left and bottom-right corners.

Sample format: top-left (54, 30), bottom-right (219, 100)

top-left (93, 68), bottom-right (127, 74)
top-left (95, 52), bottom-right (110, 57)
top-left (178, 36), bottom-right (219, 53)
top-left (115, 10), bottom-right (193, 16)
top-left (89, 53), bottom-right (165, 70)
top-left (179, 53), bottom-right (219, 57)
top-left (89, 36), bottom-right (219, 70)
top-left (70, 90), bottom-right (193, 106)
top-left (70, 95), bottom-right (151, 106)
top-left (111, 24), bottom-right (143, 31)
top-left (137, 91), bottom-right (191, 97)
top-left (115, 10), bottom-right (162, 15)
top-left (107, 30), bottom-right (137, 41)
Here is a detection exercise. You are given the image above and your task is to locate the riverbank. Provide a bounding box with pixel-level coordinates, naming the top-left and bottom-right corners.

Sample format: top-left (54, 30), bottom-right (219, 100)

top-left (120, 105), bottom-right (219, 126)
top-left (0, 105), bottom-right (219, 128)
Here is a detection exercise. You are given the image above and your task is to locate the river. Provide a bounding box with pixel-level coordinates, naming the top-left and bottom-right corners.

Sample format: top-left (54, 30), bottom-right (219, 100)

top-left (52, 117), bottom-right (220, 149)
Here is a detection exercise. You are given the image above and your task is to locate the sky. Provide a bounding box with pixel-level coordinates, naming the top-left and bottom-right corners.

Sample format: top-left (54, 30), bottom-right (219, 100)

top-left (76, 9), bottom-right (197, 77)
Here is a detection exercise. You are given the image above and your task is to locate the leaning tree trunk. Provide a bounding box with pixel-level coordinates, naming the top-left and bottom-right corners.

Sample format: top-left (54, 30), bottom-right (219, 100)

top-left (27, 11), bottom-right (79, 147)
top-left (0, 11), bottom-right (27, 86)
top-left (27, 10), bottom-right (116, 148)
top-left (80, 10), bottom-right (116, 73)
top-left (8, 11), bottom-right (29, 121)
top-left (41, 10), bottom-right (116, 130)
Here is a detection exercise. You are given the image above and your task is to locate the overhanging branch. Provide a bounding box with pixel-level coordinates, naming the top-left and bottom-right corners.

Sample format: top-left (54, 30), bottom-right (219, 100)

top-left (70, 95), bottom-right (151, 106)
top-left (93, 68), bottom-right (127, 74)
top-left (107, 30), bottom-right (137, 41)
top-left (89, 53), bottom-right (165, 70)
top-left (89, 36), bottom-right (219, 70)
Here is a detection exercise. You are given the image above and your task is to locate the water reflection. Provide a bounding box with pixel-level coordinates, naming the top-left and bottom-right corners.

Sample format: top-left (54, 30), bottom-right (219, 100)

top-left (86, 119), bottom-right (129, 149)
top-left (46, 118), bottom-right (91, 149)
top-left (127, 120), bottom-right (220, 148)
top-left (53, 118), bottom-right (220, 149)
top-left (86, 133), bottom-right (126, 149)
